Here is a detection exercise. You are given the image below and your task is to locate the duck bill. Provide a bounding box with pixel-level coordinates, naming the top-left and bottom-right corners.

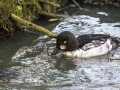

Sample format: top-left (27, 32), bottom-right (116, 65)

top-left (51, 46), bottom-right (61, 55)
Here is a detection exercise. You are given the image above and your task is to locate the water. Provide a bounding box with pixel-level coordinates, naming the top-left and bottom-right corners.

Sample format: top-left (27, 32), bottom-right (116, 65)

top-left (0, 4), bottom-right (120, 90)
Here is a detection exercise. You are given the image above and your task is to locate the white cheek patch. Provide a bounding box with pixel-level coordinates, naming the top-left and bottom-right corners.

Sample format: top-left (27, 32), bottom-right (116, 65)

top-left (59, 45), bottom-right (66, 50)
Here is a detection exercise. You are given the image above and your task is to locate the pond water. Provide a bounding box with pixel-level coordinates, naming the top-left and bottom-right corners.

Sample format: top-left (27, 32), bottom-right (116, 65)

top-left (0, 4), bottom-right (120, 90)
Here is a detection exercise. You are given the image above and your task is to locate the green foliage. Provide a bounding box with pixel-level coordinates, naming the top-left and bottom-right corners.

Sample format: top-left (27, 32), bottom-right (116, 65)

top-left (0, 0), bottom-right (63, 38)
top-left (0, 0), bottom-right (42, 38)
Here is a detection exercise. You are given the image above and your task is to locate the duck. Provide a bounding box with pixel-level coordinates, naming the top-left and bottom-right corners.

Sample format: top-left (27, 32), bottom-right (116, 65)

top-left (51, 31), bottom-right (120, 58)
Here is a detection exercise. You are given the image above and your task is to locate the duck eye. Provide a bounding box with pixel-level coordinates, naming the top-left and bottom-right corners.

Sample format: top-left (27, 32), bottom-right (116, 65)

top-left (64, 41), bottom-right (67, 44)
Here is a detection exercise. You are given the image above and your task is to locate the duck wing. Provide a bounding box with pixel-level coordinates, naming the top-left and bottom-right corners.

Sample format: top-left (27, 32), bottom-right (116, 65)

top-left (82, 40), bottom-right (105, 51)
top-left (77, 34), bottom-right (110, 48)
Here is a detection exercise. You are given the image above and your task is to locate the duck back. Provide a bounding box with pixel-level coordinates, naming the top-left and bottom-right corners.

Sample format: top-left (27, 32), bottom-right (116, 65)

top-left (77, 34), bottom-right (111, 48)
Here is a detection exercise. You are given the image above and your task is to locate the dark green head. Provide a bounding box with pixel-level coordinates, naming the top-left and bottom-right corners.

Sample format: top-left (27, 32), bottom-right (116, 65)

top-left (52, 31), bottom-right (79, 55)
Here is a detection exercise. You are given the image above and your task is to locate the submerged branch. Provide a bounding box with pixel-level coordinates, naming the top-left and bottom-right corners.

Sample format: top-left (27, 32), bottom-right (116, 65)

top-left (39, 11), bottom-right (70, 19)
top-left (11, 13), bottom-right (57, 38)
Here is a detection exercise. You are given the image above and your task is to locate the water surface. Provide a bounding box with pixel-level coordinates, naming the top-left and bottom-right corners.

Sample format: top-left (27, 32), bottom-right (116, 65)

top-left (0, 4), bottom-right (120, 90)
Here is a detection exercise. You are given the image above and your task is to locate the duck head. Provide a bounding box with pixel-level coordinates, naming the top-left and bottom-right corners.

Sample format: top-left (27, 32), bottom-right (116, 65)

top-left (52, 31), bottom-right (79, 55)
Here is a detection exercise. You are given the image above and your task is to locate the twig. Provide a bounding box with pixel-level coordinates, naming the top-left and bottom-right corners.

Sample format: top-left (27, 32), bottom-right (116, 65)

top-left (57, 6), bottom-right (70, 12)
top-left (72, 0), bottom-right (83, 10)
top-left (39, 0), bottom-right (60, 7)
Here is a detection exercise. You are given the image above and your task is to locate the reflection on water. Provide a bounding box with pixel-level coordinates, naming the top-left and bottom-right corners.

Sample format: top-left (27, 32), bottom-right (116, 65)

top-left (0, 4), bottom-right (120, 90)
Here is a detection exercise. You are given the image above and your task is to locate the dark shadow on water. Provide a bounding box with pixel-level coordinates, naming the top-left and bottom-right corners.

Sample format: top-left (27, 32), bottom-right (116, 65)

top-left (64, 2), bottom-right (120, 23)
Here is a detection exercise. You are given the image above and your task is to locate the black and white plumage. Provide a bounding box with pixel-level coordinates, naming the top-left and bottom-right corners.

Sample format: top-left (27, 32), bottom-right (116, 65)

top-left (52, 31), bottom-right (120, 58)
